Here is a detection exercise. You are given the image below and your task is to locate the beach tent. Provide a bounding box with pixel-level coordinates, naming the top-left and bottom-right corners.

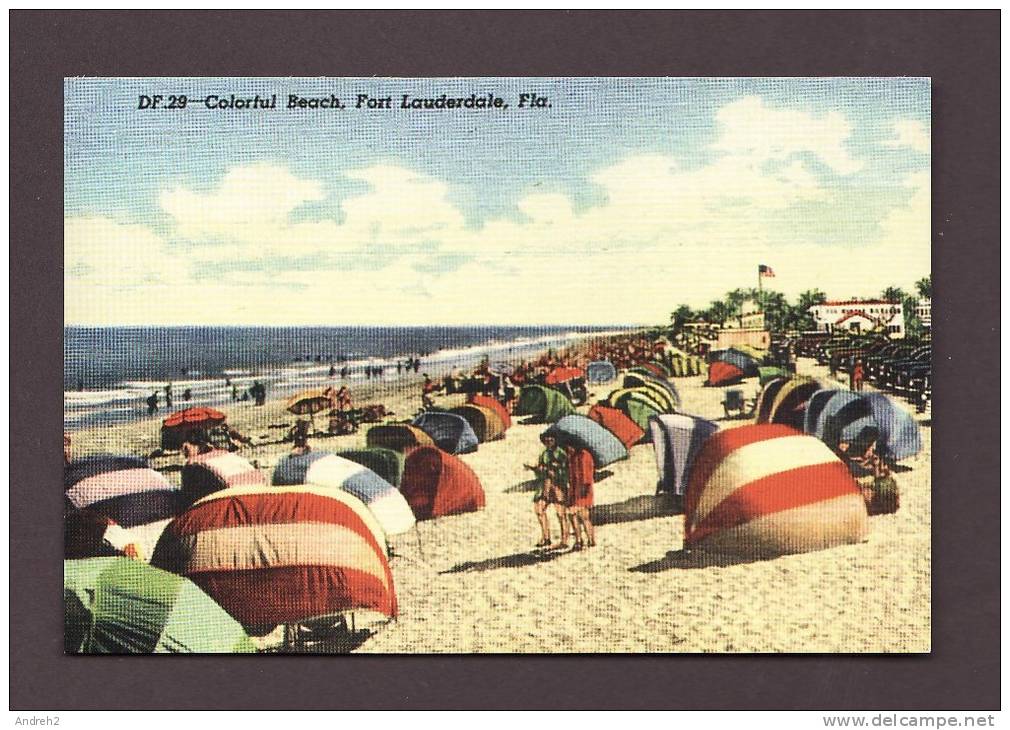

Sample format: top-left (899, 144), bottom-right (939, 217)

top-left (640, 361), bottom-right (671, 378)
top-left (366, 423), bottom-right (436, 452)
top-left (860, 393), bottom-right (923, 461)
top-left (610, 385), bottom-right (677, 416)
top-left (180, 450), bottom-right (266, 506)
top-left (683, 424), bottom-right (869, 557)
top-left (758, 366), bottom-right (790, 385)
top-left (64, 557), bottom-right (255, 654)
top-left (272, 452), bottom-right (415, 536)
top-left (669, 359), bottom-right (685, 378)
top-left (730, 344), bottom-right (769, 362)
top-left (337, 447), bottom-right (405, 487)
top-left (412, 412), bottom-right (479, 455)
top-left (451, 404), bottom-right (506, 443)
top-left (466, 394), bottom-right (512, 429)
top-left (803, 389), bottom-right (849, 438)
top-left (648, 414), bottom-right (719, 497)
top-left (767, 378), bottom-right (825, 430)
top-left (812, 392), bottom-right (922, 462)
top-left (621, 373), bottom-right (681, 409)
top-left (400, 446), bottom-right (486, 521)
top-left (587, 404), bottom-right (646, 449)
top-left (65, 455), bottom-right (180, 528)
top-left (514, 385), bottom-right (575, 423)
top-left (711, 349), bottom-right (761, 376)
top-left (544, 415), bottom-right (628, 468)
top-left (152, 485), bottom-right (396, 629)
top-left (754, 377), bottom-right (791, 424)
top-left (613, 394), bottom-right (663, 434)
top-left (586, 360), bottom-right (617, 384)
top-left (545, 366), bottom-right (586, 385)
top-left (706, 361), bottom-right (745, 387)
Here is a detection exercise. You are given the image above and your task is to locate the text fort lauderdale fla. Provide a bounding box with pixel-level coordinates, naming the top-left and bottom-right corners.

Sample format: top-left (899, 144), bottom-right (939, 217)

top-left (193, 92), bottom-right (548, 110)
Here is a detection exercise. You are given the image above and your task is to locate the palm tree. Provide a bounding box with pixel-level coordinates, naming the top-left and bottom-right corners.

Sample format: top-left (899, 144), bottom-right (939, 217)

top-left (915, 275), bottom-right (932, 300)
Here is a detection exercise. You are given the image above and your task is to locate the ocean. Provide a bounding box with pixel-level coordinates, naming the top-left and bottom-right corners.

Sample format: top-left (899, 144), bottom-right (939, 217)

top-left (64, 325), bottom-right (630, 429)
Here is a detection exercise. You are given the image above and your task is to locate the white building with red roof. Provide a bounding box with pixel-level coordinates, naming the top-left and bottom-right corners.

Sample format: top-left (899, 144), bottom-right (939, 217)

top-left (809, 299), bottom-right (905, 338)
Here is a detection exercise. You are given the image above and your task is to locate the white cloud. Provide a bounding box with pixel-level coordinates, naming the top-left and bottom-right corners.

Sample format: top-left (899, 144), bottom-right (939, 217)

top-left (713, 96), bottom-right (863, 175)
top-left (66, 96), bottom-right (930, 326)
top-left (884, 119), bottom-right (931, 155)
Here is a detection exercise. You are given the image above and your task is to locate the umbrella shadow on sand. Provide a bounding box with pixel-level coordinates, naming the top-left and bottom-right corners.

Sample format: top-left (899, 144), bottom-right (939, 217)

top-left (440, 549), bottom-right (567, 574)
top-left (590, 493), bottom-right (681, 526)
top-left (629, 549), bottom-right (767, 573)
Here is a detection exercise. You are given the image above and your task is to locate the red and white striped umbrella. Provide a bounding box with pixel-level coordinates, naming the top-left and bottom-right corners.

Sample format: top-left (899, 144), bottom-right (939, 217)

top-left (152, 484), bottom-right (396, 629)
top-left (684, 424), bottom-right (868, 557)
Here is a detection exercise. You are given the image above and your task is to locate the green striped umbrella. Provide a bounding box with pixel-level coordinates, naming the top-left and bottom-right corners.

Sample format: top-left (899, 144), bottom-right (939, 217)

top-left (64, 558), bottom-right (255, 654)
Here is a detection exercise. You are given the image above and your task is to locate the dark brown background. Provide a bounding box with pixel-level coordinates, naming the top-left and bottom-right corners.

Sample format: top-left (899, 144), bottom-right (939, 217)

top-left (10, 10), bottom-right (1000, 710)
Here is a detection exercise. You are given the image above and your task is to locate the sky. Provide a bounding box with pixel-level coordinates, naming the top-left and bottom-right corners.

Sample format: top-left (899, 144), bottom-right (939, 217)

top-left (64, 77), bottom-right (931, 326)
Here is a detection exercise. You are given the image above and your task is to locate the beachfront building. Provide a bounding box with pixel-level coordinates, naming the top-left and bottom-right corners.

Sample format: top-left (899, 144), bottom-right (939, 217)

top-left (716, 300), bottom-right (770, 350)
top-left (915, 298), bottom-right (932, 332)
top-left (809, 299), bottom-right (905, 338)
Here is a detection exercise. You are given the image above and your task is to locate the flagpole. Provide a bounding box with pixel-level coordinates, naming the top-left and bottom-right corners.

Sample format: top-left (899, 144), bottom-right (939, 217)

top-left (758, 265), bottom-right (762, 296)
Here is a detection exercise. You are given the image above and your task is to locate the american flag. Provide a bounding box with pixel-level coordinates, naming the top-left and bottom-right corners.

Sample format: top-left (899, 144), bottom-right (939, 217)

top-left (759, 264), bottom-right (775, 278)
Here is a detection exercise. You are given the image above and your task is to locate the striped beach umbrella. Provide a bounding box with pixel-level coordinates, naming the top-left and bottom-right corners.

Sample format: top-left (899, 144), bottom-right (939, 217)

top-left (152, 484), bottom-right (396, 629)
top-left (754, 377), bottom-right (791, 424)
top-left (272, 451), bottom-right (415, 536)
top-left (649, 414), bottom-right (719, 497)
top-left (180, 449), bottom-right (266, 506)
top-left (64, 557), bottom-right (254, 653)
top-left (466, 394), bottom-right (512, 430)
top-left (684, 425), bottom-right (868, 557)
top-left (65, 455), bottom-right (180, 528)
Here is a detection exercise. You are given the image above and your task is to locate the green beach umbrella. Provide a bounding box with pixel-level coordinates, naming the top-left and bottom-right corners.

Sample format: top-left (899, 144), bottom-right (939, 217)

top-left (758, 366), bottom-right (790, 386)
top-left (64, 557), bottom-right (255, 654)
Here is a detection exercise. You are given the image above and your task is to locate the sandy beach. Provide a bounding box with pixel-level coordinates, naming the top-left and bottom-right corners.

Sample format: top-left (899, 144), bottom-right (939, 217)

top-left (69, 356), bottom-right (931, 654)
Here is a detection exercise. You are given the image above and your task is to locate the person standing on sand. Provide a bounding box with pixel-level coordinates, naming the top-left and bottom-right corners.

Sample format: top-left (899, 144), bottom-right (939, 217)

top-left (165, 383), bottom-right (173, 409)
top-left (181, 430), bottom-right (212, 463)
top-left (421, 374), bottom-right (439, 409)
top-left (565, 445), bottom-right (596, 550)
top-left (852, 358), bottom-right (865, 392)
top-left (525, 434), bottom-right (570, 550)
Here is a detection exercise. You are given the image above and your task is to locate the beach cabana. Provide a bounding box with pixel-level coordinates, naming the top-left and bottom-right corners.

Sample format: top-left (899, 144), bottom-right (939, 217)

top-left (544, 415), bottom-right (628, 468)
top-left (412, 412), bottom-right (479, 455)
top-left (152, 485), bottom-right (396, 629)
top-left (621, 373), bottom-right (681, 409)
top-left (613, 394), bottom-right (663, 434)
top-left (514, 385), bottom-right (575, 423)
top-left (180, 450), bottom-right (266, 507)
top-left (706, 360), bottom-right (745, 387)
top-left (64, 557), bottom-right (255, 654)
top-left (337, 447), bottom-right (405, 487)
top-left (466, 394), bottom-right (512, 429)
top-left (65, 454), bottom-right (180, 528)
top-left (586, 360), bottom-right (617, 384)
top-left (803, 389), bottom-right (850, 438)
top-left (587, 404), bottom-right (646, 449)
top-left (451, 404), bottom-right (506, 443)
top-left (860, 393), bottom-right (923, 461)
top-left (754, 377), bottom-right (791, 424)
top-left (608, 385), bottom-right (676, 415)
top-left (648, 414), bottom-right (719, 497)
top-left (366, 424), bottom-right (435, 452)
top-left (684, 424), bottom-right (868, 557)
top-left (272, 451), bottom-right (415, 536)
top-left (400, 446), bottom-right (486, 521)
top-left (767, 377), bottom-right (825, 430)
top-left (814, 392), bottom-right (921, 462)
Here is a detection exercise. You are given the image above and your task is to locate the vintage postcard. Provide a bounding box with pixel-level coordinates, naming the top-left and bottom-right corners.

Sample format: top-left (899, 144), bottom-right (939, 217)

top-left (64, 77), bottom-right (931, 654)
